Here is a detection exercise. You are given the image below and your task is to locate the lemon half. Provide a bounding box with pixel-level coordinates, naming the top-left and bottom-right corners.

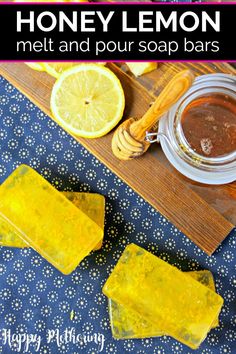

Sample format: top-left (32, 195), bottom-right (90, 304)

top-left (43, 63), bottom-right (79, 79)
top-left (50, 64), bottom-right (125, 138)
top-left (44, 63), bottom-right (106, 79)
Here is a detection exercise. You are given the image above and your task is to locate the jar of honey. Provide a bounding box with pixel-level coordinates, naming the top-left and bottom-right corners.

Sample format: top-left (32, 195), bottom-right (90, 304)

top-left (158, 73), bottom-right (236, 184)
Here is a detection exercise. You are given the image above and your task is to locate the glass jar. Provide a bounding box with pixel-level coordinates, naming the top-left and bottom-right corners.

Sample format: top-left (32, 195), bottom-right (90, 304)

top-left (156, 73), bottom-right (236, 185)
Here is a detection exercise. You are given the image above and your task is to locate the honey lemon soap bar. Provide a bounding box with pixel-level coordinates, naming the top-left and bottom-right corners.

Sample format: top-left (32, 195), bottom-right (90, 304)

top-left (108, 270), bottom-right (219, 340)
top-left (0, 216), bottom-right (26, 248)
top-left (0, 192), bottom-right (105, 250)
top-left (63, 192), bottom-right (105, 250)
top-left (103, 244), bottom-right (223, 349)
top-left (0, 165), bottom-right (103, 274)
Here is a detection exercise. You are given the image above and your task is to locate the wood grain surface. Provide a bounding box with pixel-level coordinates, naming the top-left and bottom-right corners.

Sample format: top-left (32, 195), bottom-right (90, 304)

top-left (0, 62), bottom-right (234, 255)
top-left (120, 62), bottom-right (236, 225)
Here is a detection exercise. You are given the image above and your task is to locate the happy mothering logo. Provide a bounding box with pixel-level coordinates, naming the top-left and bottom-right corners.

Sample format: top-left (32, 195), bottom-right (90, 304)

top-left (1, 328), bottom-right (105, 352)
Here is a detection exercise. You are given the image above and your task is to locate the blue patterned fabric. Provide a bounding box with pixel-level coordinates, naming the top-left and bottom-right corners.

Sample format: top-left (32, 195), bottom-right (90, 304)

top-left (0, 75), bottom-right (235, 354)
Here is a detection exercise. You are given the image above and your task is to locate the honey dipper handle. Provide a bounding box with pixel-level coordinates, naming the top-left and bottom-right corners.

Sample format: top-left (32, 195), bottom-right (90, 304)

top-left (130, 70), bottom-right (195, 141)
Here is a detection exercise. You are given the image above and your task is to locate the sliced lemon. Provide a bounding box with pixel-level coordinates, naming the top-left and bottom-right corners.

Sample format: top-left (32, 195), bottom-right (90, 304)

top-left (25, 62), bottom-right (45, 72)
top-left (44, 63), bottom-right (79, 79)
top-left (51, 64), bottom-right (125, 138)
top-left (44, 62), bottom-right (106, 79)
top-left (126, 62), bottom-right (158, 77)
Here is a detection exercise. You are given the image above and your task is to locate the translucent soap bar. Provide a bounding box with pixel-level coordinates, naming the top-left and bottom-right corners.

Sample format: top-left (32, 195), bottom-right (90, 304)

top-left (0, 216), bottom-right (26, 248)
top-left (103, 244), bottom-right (223, 349)
top-left (186, 270), bottom-right (219, 328)
top-left (108, 270), bottom-right (219, 340)
top-left (0, 165), bottom-right (103, 274)
top-left (0, 192), bottom-right (105, 250)
top-left (63, 192), bottom-right (105, 250)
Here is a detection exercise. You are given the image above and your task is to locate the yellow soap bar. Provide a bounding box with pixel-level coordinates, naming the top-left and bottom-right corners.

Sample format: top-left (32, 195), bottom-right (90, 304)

top-left (0, 192), bottom-right (105, 250)
top-left (188, 270), bottom-right (218, 328)
top-left (0, 216), bottom-right (27, 248)
top-left (103, 244), bottom-right (223, 349)
top-left (108, 270), bottom-right (219, 340)
top-left (63, 192), bottom-right (105, 250)
top-left (0, 165), bottom-right (103, 274)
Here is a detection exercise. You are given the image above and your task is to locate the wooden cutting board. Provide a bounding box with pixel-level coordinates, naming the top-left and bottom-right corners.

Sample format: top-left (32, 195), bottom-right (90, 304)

top-left (0, 62), bottom-right (234, 255)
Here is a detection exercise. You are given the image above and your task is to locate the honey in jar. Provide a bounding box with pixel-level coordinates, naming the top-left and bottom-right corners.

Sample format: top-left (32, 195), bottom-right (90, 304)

top-left (158, 73), bottom-right (236, 184)
top-left (181, 93), bottom-right (236, 158)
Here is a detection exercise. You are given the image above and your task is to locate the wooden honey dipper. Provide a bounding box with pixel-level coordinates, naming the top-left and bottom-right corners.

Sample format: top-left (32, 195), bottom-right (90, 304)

top-left (112, 70), bottom-right (195, 160)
